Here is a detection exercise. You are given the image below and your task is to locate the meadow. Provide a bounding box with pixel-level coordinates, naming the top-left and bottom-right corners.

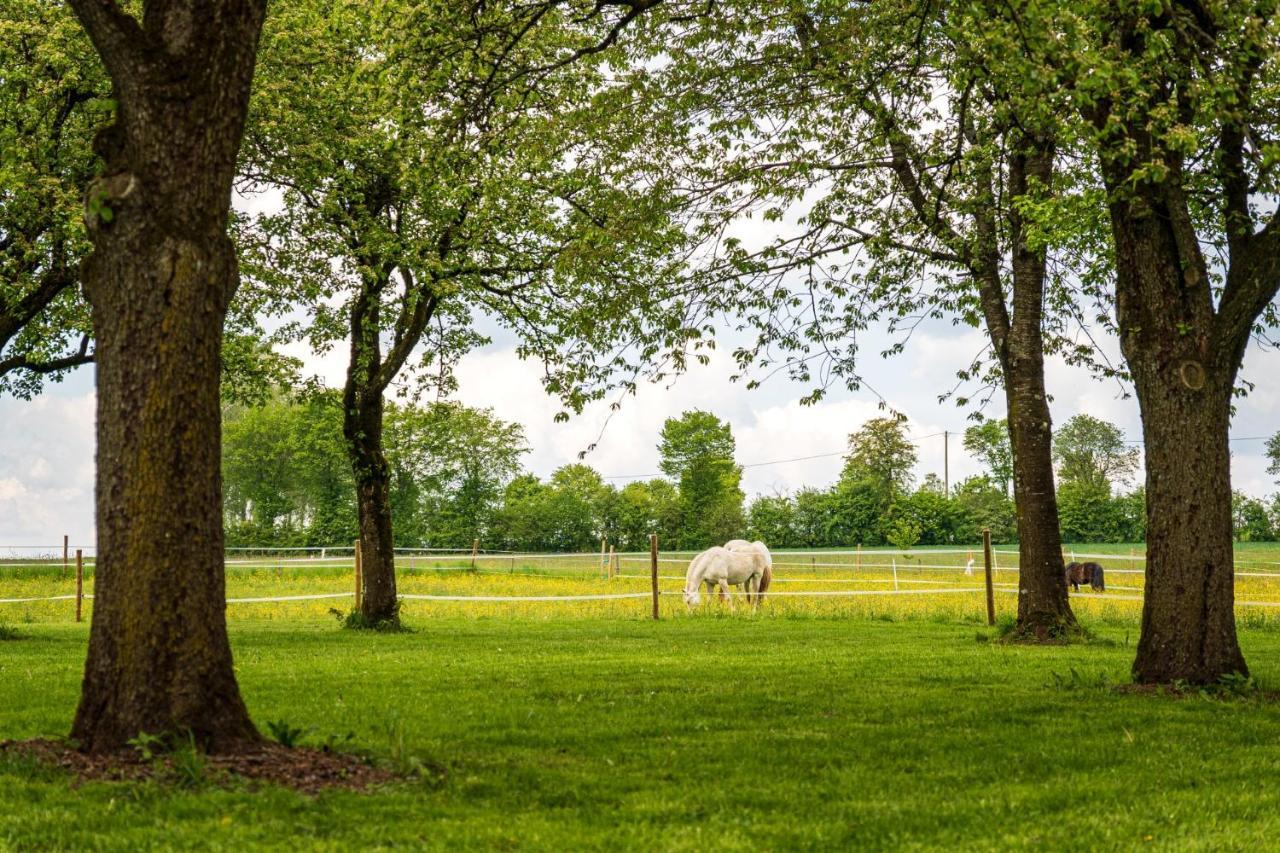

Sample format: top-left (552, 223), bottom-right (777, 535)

top-left (5, 545), bottom-right (1280, 850)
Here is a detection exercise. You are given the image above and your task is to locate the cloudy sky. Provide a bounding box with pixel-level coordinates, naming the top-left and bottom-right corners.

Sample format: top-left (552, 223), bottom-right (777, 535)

top-left (3, 306), bottom-right (1277, 548)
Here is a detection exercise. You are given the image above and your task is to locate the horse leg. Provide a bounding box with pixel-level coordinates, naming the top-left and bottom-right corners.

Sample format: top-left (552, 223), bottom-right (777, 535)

top-left (719, 579), bottom-right (733, 610)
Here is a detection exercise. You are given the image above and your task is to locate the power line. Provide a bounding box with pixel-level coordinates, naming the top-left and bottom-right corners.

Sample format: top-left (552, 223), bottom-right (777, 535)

top-left (599, 430), bottom-right (953, 481)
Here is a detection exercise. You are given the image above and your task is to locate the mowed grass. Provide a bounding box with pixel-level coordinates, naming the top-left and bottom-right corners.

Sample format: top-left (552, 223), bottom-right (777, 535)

top-left (4, 614), bottom-right (1280, 850)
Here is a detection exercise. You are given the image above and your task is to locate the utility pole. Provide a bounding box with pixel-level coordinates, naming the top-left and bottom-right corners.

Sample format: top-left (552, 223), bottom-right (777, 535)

top-left (943, 431), bottom-right (950, 497)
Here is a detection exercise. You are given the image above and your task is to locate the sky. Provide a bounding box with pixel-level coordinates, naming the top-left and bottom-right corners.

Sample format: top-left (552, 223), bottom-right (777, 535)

top-left (2, 309), bottom-right (1277, 548)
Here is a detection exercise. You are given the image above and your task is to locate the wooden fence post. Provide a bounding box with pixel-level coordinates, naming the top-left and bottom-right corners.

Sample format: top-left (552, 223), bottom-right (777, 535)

top-left (353, 538), bottom-right (363, 611)
top-left (63, 535), bottom-right (69, 579)
top-left (471, 538), bottom-right (479, 570)
top-left (608, 545), bottom-right (616, 580)
top-left (649, 534), bottom-right (660, 620)
top-left (982, 528), bottom-right (995, 626)
top-left (75, 550), bottom-right (84, 623)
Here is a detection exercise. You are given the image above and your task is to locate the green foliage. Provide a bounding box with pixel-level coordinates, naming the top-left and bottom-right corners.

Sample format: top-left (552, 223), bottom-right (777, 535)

top-left (0, 1), bottom-right (104, 395)
top-left (1058, 480), bottom-right (1146, 544)
top-left (840, 418), bottom-right (918, 501)
top-left (658, 411), bottom-right (745, 548)
top-left (168, 732), bottom-right (208, 788)
top-left (222, 395), bottom-right (525, 548)
top-left (239, 0), bottom-right (693, 425)
top-left (1267, 432), bottom-right (1280, 486)
top-left (0, 621), bottom-right (20, 641)
top-left (952, 476), bottom-right (1018, 544)
top-left (266, 719), bottom-right (307, 749)
top-left (1232, 491), bottom-right (1276, 543)
top-left (1053, 415), bottom-right (1140, 493)
top-left (746, 494), bottom-right (797, 548)
top-left (962, 420), bottom-right (1013, 496)
top-left (126, 731), bottom-right (165, 762)
top-left (385, 402), bottom-right (528, 548)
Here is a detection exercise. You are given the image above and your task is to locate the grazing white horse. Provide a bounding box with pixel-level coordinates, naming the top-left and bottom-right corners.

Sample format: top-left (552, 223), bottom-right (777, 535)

top-left (683, 545), bottom-right (769, 607)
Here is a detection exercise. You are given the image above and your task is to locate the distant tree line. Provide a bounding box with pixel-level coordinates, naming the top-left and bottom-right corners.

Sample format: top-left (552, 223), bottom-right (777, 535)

top-left (226, 399), bottom-right (1278, 551)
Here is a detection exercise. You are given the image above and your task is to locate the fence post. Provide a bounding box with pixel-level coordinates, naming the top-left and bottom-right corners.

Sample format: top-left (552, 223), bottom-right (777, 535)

top-left (608, 545), bottom-right (616, 580)
top-left (353, 538), bottom-right (363, 612)
top-left (649, 534), bottom-right (660, 620)
top-left (63, 535), bottom-right (69, 579)
top-left (892, 557), bottom-right (899, 591)
top-left (75, 550), bottom-right (84, 623)
top-left (982, 528), bottom-right (995, 626)
top-left (600, 538), bottom-right (607, 575)
top-left (471, 538), bottom-right (479, 570)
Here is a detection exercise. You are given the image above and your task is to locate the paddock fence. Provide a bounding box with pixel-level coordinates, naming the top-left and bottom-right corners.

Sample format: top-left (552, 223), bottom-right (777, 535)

top-left (7, 540), bottom-right (1280, 624)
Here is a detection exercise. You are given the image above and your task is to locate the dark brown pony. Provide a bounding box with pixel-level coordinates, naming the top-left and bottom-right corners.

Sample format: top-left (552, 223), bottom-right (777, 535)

top-left (1064, 561), bottom-right (1105, 592)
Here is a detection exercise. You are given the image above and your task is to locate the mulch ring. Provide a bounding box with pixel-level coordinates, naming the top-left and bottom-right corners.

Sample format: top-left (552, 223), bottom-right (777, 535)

top-left (0, 738), bottom-right (402, 794)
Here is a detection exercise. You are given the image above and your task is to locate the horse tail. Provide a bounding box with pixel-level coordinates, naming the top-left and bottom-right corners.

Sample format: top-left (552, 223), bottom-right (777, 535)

top-left (1093, 564), bottom-right (1105, 592)
top-left (758, 563), bottom-right (773, 602)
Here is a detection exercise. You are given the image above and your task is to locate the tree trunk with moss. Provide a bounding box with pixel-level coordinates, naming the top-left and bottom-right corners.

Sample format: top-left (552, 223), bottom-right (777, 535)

top-left (1107, 181), bottom-right (1249, 684)
top-left (68, 0), bottom-right (266, 753)
top-left (342, 285), bottom-right (399, 625)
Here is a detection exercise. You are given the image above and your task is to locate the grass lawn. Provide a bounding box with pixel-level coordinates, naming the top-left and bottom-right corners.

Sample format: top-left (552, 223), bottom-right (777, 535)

top-left (3, 615), bottom-right (1280, 850)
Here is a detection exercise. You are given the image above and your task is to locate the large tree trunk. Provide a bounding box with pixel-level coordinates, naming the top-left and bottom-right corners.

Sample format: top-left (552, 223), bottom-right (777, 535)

top-left (1109, 188), bottom-right (1247, 684)
top-left (68, 0), bottom-right (266, 752)
top-left (342, 288), bottom-right (398, 625)
top-left (1130, 364), bottom-right (1242, 682)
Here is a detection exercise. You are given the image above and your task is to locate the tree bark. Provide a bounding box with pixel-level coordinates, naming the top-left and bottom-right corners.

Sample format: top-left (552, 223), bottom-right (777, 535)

top-left (1130, 362), bottom-right (1242, 683)
top-left (343, 287), bottom-right (399, 625)
top-left (1107, 182), bottom-right (1248, 683)
top-left (67, 0), bottom-right (266, 752)
top-left (974, 142), bottom-right (1076, 639)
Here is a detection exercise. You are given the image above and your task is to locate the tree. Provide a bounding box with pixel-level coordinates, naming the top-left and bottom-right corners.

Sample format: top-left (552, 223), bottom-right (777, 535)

top-left (613, 479), bottom-right (680, 551)
top-left (953, 476), bottom-right (1017, 544)
top-left (658, 410), bottom-right (745, 547)
top-left (222, 392), bottom-right (356, 546)
top-left (1267, 432), bottom-right (1280, 486)
top-left (633, 2), bottom-right (1081, 638)
top-left (840, 418), bottom-right (917, 500)
top-left (1232, 492), bottom-right (1275, 543)
top-left (963, 420), bottom-right (1013, 496)
top-left (994, 0), bottom-right (1280, 682)
top-left (1053, 414), bottom-right (1140, 493)
top-left (747, 494), bottom-right (796, 547)
top-left (62, 0), bottom-right (268, 753)
top-left (497, 467), bottom-right (609, 553)
top-left (240, 0), bottom-right (684, 625)
top-left (385, 402), bottom-right (527, 548)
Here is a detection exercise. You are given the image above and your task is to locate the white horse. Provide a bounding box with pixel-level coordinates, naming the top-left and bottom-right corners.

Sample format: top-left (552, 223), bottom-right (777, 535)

top-left (683, 545), bottom-right (769, 607)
